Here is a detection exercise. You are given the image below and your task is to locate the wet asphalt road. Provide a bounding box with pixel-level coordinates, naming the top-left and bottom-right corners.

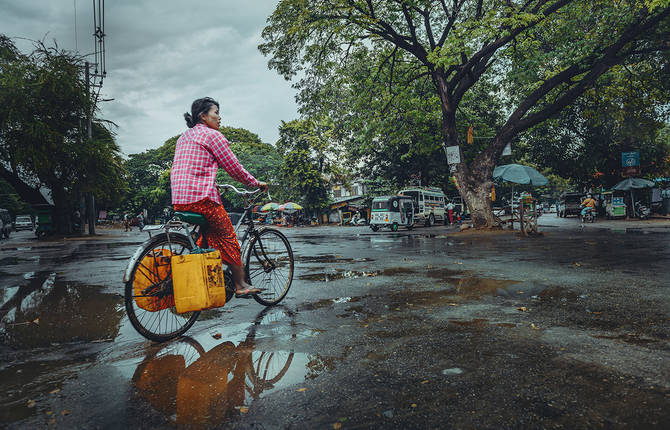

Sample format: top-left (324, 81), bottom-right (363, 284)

top-left (1, 215), bottom-right (669, 429)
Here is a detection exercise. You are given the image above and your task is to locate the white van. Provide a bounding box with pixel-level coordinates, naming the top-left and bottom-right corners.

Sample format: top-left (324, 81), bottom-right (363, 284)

top-left (398, 187), bottom-right (446, 226)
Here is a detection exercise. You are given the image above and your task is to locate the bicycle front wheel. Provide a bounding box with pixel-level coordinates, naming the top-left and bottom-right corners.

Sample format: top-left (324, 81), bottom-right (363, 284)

top-left (244, 228), bottom-right (294, 306)
top-left (124, 233), bottom-right (200, 342)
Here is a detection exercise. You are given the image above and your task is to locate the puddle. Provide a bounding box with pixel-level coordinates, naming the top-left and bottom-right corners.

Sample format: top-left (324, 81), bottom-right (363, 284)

top-left (0, 256), bottom-right (25, 266)
top-left (449, 318), bottom-right (490, 327)
top-left (299, 297), bottom-right (362, 311)
top-left (594, 333), bottom-right (660, 346)
top-left (0, 272), bottom-right (123, 348)
top-left (425, 268), bottom-right (465, 279)
top-left (297, 255), bottom-right (375, 264)
top-left (131, 333), bottom-right (332, 427)
top-left (0, 358), bottom-right (83, 423)
top-left (299, 267), bottom-right (416, 282)
top-left (380, 277), bottom-right (554, 311)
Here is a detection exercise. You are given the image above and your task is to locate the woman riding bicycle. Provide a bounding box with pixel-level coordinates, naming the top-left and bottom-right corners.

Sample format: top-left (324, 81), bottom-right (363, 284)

top-left (171, 97), bottom-right (268, 298)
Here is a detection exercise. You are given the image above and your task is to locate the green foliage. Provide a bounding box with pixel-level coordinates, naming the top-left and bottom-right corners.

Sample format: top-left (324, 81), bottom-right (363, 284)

top-left (0, 178), bottom-right (33, 216)
top-left (216, 126), bottom-right (282, 209)
top-left (122, 126), bottom-right (282, 216)
top-left (275, 119), bottom-right (334, 212)
top-left (0, 35), bottom-right (128, 231)
top-left (521, 62), bottom-right (670, 188)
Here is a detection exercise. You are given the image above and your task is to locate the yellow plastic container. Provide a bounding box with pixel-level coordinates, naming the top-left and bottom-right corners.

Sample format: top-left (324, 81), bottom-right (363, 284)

top-left (171, 250), bottom-right (227, 313)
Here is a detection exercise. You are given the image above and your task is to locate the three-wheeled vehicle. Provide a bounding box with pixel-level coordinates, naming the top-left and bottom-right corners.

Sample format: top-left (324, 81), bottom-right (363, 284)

top-left (369, 195), bottom-right (414, 232)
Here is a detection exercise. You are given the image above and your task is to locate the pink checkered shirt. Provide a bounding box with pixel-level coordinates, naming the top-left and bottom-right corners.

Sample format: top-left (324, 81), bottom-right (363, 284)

top-left (171, 123), bottom-right (259, 205)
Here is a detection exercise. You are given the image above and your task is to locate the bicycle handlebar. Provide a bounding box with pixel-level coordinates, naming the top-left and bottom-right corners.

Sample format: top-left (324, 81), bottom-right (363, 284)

top-left (216, 183), bottom-right (271, 201)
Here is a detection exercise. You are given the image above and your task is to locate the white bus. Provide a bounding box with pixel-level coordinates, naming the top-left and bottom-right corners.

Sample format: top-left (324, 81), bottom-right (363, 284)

top-left (398, 186), bottom-right (446, 226)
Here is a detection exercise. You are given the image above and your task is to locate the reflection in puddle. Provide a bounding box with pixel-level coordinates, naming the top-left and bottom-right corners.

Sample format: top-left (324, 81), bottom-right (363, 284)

top-left (131, 307), bottom-right (335, 427)
top-left (0, 272), bottom-right (123, 348)
top-left (297, 254), bottom-right (375, 264)
top-left (300, 267), bottom-right (416, 282)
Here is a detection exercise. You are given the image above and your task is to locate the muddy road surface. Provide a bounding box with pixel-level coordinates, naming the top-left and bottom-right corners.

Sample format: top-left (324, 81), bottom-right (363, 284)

top-left (1, 217), bottom-right (669, 429)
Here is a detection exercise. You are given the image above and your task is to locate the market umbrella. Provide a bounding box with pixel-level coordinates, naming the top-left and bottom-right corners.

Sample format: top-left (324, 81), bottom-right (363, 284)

top-left (493, 164), bottom-right (548, 186)
top-left (612, 178), bottom-right (655, 217)
top-left (277, 202), bottom-right (303, 213)
top-left (612, 177), bottom-right (655, 190)
top-left (260, 202), bottom-right (280, 212)
top-left (493, 164), bottom-right (548, 211)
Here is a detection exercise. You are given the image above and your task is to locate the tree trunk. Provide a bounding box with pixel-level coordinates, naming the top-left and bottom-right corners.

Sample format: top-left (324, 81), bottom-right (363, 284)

top-left (50, 186), bottom-right (73, 235)
top-left (455, 169), bottom-right (496, 228)
top-left (434, 71), bottom-right (498, 228)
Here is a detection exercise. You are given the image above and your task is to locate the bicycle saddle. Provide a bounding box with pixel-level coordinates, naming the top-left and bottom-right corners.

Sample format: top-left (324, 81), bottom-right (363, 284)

top-left (174, 211), bottom-right (207, 226)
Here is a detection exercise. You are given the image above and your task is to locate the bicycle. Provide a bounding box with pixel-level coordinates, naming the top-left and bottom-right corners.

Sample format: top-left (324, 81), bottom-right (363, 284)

top-left (123, 184), bottom-right (294, 342)
top-left (131, 306), bottom-right (297, 425)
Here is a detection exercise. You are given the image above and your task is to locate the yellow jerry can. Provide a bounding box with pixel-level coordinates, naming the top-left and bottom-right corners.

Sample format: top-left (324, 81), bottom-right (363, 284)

top-left (133, 249), bottom-right (175, 312)
top-left (171, 250), bottom-right (227, 313)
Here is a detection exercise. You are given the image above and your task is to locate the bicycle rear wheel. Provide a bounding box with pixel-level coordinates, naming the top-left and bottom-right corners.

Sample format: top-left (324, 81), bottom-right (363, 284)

top-left (124, 233), bottom-right (200, 342)
top-left (244, 228), bottom-right (294, 306)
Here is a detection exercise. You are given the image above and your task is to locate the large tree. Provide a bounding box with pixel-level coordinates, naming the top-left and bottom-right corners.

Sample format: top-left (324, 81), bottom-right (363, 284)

top-left (0, 35), bottom-right (127, 233)
top-left (260, 0), bottom-right (670, 227)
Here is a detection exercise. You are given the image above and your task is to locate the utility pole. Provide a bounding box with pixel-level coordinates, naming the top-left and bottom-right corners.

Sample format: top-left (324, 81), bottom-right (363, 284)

top-left (84, 0), bottom-right (107, 235)
top-left (85, 61), bottom-right (95, 235)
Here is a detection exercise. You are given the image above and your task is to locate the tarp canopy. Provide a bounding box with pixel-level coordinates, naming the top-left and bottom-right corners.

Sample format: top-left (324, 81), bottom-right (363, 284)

top-left (612, 178), bottom-right (655, 191)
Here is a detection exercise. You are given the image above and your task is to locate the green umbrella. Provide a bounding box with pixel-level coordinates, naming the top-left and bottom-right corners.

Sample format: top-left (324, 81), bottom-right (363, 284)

top-left (493, 164), bottom-right (548, 186)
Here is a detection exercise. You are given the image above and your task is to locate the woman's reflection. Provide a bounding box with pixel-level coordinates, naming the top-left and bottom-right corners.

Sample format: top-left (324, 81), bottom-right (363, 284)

top-left (132, 307), bottom-right (296, 427)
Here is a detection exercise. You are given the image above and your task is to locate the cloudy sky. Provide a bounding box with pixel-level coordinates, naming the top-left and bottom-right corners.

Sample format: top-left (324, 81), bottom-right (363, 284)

top-left (1, 0), bottom-right (298, 155)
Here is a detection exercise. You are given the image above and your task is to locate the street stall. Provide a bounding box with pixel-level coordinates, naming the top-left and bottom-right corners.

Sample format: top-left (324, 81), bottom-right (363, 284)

top-left (277, 202), bottom-right (304, 226)
top-left (492, 164), bottom-right (548, 235)
top-left (602, 190), bottom-right (626, 219)
top-left (612, 177), bottom-right (656, 218)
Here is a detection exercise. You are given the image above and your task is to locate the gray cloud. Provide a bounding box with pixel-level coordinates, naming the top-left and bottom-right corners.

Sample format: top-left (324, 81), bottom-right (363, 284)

top-left (0, 0), bottom-right (297, 155)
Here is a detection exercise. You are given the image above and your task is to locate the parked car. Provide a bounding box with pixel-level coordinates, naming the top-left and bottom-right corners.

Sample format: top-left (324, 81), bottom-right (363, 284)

top-left (0, 208), bottom-right (12, 239)
top-left (14, 214), bottom-right (33, 231)
top-left (557, 192), bottom-right (585, 217)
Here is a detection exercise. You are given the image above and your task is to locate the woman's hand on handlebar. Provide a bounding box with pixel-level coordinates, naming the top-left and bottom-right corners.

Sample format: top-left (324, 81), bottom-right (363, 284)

top-left (257, 181), bottom-right (269, 192)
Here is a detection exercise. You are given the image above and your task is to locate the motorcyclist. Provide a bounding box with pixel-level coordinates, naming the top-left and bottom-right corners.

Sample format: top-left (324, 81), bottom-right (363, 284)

top-left (580, 194), bottom-right (597, 218)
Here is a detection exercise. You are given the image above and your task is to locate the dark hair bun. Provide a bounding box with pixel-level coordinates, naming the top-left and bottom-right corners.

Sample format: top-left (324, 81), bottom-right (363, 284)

top-left (184, 112), bottom-right (197, 128)
top-left (184, 97), bottom-right (220, 128)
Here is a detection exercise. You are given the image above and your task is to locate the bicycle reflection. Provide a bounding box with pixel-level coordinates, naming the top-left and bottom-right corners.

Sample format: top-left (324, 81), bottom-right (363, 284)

top-left (131, 307), bottom-right (297, 427)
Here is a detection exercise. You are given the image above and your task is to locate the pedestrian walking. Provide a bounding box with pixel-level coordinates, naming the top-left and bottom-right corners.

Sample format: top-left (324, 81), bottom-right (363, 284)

top-left (137, 213), bottom-right (144, 231)
top-left (123, 213), bottom-right (130, 232)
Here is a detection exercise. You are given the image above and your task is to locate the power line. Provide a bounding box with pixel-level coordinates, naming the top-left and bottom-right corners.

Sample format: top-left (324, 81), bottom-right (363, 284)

top-left (74, 0), bottom-right (78, 52)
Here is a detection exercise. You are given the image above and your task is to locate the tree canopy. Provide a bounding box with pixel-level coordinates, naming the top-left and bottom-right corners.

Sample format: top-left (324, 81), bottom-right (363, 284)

top-left (260, 0), bottom-right (670, 227)
top-left (0, 35), bottom-right (127, 232)
top-left (122, 126), bottom-right (282, 218)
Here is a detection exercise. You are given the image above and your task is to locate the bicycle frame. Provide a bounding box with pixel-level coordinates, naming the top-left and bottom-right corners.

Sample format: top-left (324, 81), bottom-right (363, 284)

top-left (123, 185), bottom-right (268, 283)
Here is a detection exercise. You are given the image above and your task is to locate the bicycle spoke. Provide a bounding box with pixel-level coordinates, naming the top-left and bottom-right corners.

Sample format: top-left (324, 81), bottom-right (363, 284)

top-left (125, 233), bottom-right (200, 342)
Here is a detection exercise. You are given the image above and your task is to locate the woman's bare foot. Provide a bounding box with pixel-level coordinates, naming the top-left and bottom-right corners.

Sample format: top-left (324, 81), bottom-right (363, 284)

top-left (230, 265), bottom-right (260, 296)
top-left (234, 285), bottom-right (261, 297)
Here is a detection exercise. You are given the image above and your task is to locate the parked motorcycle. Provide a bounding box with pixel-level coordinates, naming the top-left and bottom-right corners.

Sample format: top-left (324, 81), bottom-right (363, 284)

top-left (348, 215), bottom-right (367, 226)
top-left (634, 201), bottom-right (650, 220)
